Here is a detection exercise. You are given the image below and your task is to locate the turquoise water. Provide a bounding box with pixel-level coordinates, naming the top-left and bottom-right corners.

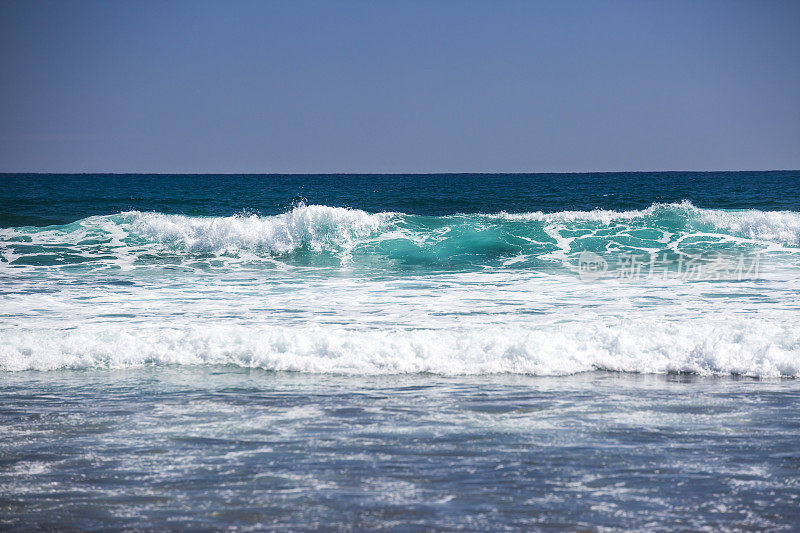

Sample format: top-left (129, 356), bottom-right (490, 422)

top-left (1, 172), bottom-right (800, 529)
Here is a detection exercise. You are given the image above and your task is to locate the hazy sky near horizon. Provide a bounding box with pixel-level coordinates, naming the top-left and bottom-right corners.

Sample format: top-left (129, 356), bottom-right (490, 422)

top-left (1, 0), bottom-right (799, 173)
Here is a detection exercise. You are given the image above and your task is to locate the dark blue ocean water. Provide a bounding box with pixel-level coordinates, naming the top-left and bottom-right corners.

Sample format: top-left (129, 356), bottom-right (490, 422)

top-left (2, 171), bottom-right (799, 227)
top-left (1, 172), bottom-right (800, 530)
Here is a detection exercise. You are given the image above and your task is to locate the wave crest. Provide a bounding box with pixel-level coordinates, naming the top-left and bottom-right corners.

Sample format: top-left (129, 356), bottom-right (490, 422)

top-left (126, 204), bottom-right (390, 255)
top-left (694, 209), bottom-right (800, 246)
top-left (2, 202), bottom-right (799, 270)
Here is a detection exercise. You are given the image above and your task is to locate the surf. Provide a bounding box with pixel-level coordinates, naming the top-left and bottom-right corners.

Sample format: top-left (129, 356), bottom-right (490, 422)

top-left (1, 202), bottom-right (799, 270)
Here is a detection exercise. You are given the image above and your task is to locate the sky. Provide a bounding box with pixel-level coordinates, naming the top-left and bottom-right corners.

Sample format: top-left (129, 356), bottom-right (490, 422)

top-left (0, 0), bottom-right (799, 173)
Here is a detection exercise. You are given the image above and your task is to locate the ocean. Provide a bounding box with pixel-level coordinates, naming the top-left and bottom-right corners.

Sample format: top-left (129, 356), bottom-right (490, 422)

top-left (1, 172), bottom-right (799, 530)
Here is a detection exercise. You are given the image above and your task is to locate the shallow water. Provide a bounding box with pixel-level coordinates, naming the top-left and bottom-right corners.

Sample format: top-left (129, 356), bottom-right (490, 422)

top-left (1, 369), bottom-right (799, 530)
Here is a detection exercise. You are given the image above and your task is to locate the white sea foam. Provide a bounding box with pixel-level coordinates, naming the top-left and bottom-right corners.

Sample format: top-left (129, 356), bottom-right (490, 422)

top-left (490, 200), bottom-right (694, 223)
top-left (125, 204), bottom-right (391, 255)
top-left (3, 204), bottom-right (799, 379)
top-left (3, 203), bottom-right (799, 268)
top-left (0, 205), bottom-right (392, 261)
top-left (2, 320), bottom-right (798, 378)
top-left (694, 208), bottom-right (800, 246)
top-left (491, 201), bottom-right (800, 246)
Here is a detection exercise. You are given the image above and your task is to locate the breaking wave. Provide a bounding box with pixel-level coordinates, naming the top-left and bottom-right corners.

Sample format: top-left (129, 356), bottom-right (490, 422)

top-left (2, 202), bottom-right (799, 377)
top-left (2, 202), bottom-right (799, 269)
top-left (2, 320), bottom-right (799, 377)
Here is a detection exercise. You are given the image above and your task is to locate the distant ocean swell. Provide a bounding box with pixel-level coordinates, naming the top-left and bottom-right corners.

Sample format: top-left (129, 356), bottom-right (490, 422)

top-left (1, 201), bottom-right (799, 269)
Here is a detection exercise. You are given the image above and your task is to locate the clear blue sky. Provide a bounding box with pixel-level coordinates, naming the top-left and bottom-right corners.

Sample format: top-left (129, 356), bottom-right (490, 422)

top-left (1, 0), bottom-right (798, 173)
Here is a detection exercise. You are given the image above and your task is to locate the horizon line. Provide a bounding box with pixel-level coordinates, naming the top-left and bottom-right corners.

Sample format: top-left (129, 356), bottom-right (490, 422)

top-left (2, 168), bottom-right (798, 176)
